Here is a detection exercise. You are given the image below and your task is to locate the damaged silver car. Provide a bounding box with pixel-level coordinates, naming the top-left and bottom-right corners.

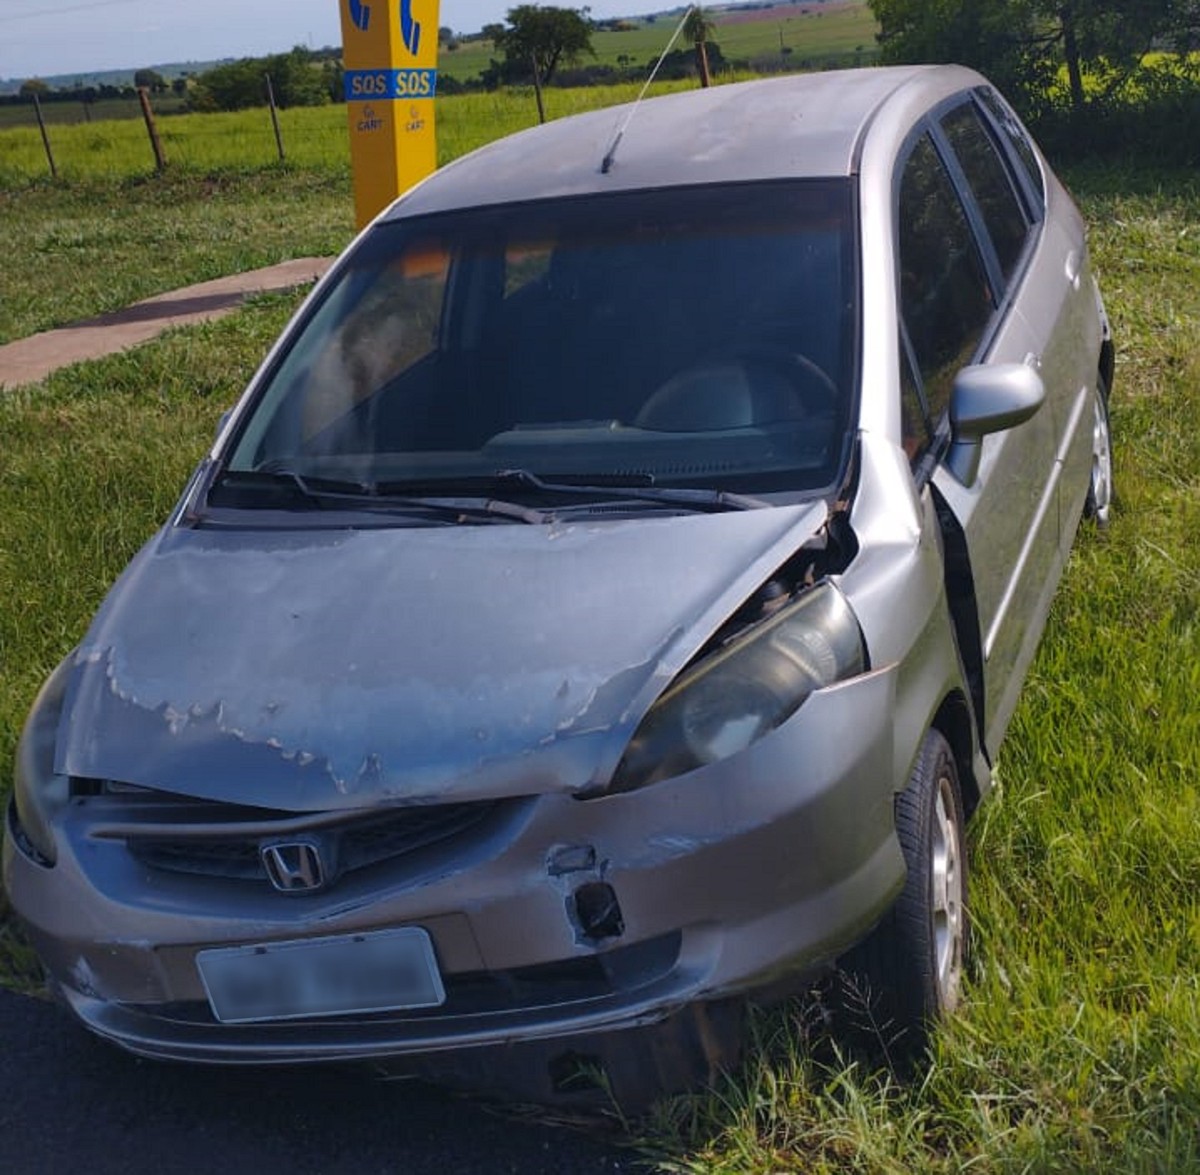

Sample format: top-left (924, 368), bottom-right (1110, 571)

top-left (5, 66), bottom-right (1114, 1106)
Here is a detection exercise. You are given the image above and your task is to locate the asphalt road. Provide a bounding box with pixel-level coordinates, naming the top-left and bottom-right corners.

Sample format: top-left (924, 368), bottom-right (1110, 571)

top-left (0, 988), bottom-right (636, 1175)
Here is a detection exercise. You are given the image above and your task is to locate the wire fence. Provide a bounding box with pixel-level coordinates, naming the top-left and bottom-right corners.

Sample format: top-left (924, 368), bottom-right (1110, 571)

top-left (0, 60), bottom-right (886, 187)
top-left (0, 95), bottom-right (353, 184)
top-left (0, 83), bottom-right (656, 185)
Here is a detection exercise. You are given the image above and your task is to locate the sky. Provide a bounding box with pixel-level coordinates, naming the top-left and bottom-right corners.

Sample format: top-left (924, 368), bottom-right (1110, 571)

top-left (0, 0), bottom-right (653, 82)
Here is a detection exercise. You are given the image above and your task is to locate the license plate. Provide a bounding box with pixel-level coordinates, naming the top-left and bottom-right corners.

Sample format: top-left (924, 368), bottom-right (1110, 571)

top-left (197, 927), bottom-right (445, 1024)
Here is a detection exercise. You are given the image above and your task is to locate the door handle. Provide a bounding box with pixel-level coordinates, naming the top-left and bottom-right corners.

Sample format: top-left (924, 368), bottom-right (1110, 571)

top-left (1064, 250), bottom-right (1082, 291)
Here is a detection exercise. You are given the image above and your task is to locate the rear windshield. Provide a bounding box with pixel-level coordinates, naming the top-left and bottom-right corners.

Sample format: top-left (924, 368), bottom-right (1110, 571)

top-left (227, 181), bottom-right (858, 495)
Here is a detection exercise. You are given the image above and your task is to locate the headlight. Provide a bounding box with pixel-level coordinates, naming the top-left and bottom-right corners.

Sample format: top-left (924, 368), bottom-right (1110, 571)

top-left (610, 582), bottom-right (865, 792)
top-left (12, 655), bottom-right (74, 866)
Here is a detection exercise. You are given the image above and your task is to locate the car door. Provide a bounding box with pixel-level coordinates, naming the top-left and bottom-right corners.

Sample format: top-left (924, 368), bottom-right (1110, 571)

top-left (974, 86), bottom-right (1103, 540)
top-left (897, 101), bottom-right (1063, 755)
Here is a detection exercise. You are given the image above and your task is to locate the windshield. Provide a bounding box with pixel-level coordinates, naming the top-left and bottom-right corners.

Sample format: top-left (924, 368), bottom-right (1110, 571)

top-left (225, 181), bottom-right (858, 497)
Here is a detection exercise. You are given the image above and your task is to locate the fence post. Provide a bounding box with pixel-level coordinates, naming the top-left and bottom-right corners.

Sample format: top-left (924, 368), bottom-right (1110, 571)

top-left (265, 73), bottom-right (286, 162)
top-left (32, 93), bottom-right (58, 179)
top-left (137, 86), bottom-right (167, 172)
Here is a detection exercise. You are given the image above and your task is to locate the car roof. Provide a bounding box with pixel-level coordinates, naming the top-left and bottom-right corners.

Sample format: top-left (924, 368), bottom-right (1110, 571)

top-left (389, 65), bottom-right (986, 220)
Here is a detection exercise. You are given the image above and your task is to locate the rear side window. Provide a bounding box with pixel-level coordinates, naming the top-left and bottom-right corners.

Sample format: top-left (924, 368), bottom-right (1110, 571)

top-left (976, 87), bottom-right (1044, 216)
top-left (897, 133), bottom-right (993, 424)
top-left (940, 102), bottom-right (1030, 286)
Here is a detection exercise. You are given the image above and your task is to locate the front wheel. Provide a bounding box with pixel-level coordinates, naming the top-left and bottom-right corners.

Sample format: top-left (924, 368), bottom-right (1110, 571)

top-left (839, 729), bottom-right (967, 1064)
top-left (1084, 380), bottom-right (1113, 528)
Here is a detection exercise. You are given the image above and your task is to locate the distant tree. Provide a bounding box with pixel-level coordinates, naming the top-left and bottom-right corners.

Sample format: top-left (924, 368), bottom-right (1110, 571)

top-left (652, 41), bottom-right (728, 83)
top-left (134, 68), bottom-right (166, 93)
top-left (438, 25), bottom-right (455, 44)
top-left (322, 58), bottom-right (344, 103)
top-left (171, 76), bottom-right (189, 98)
top-left (193, 47), bottom-right (329, 112)
top-left (19, 78), bottom-right (50, 98)
top-left (683, 6), bottom-right (718, 87)
top-left (490, 5), bottom-right (595, 86)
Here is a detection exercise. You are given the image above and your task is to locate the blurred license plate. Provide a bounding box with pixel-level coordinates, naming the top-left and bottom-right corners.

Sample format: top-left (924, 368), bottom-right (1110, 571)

top-left (197, 928), bottom-right (445, 1024)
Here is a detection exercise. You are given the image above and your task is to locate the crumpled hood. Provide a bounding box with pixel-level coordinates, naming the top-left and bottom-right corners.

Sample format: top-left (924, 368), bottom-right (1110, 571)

top-left (59, 503), bottom-right (826, 810)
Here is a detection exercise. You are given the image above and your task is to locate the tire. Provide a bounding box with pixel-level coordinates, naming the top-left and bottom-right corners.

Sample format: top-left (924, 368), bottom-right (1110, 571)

top-left (839, 729), bottom-right (967, 1066)
top-left (1084, 380), bottom-right (1113, 528)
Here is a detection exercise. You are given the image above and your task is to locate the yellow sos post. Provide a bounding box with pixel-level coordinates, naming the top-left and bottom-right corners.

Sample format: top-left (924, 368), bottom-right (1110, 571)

top-left (339, 0), bottom-right (440, 229)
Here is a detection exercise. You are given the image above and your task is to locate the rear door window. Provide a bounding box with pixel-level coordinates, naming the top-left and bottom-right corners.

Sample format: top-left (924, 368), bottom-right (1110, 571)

top-left (940, 102), bottom-right (1031, 288)
top-left (976, 87), bottom-right (1045, 217)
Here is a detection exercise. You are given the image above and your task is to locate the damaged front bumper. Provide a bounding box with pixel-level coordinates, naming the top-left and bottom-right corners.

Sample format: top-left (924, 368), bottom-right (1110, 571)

top-left (4, 665), bottom-right (905, 1066)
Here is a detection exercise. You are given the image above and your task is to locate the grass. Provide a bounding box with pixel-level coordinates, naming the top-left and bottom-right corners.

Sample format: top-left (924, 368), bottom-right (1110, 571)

top-left (0, 94), bottom-right (191, 130)
top-left (0, 171), bottom-right (353, 344)
top-left (2, 89), bottom-right (1200, 1169)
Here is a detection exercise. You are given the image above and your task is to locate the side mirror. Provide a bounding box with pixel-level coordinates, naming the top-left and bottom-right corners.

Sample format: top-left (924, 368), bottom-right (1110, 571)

top-left (945, 362), bottom-right (1045, 485)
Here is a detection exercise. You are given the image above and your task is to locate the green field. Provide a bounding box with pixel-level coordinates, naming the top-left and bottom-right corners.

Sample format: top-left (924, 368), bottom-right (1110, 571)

top-left (0, 0), bottom-right (878, 142)
top-left (0, 94), bottom-right (192, 131)
top-left (2, 77), bottom-right (1200, 1169)
top-left (0, 82), bottom-right (717, 189)
top-left (440, 1), bottom-right (880, 80)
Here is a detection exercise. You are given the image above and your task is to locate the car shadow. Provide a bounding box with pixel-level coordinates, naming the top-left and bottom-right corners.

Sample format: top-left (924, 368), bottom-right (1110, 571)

top-left (0, 988), bottom-right (632, 1174)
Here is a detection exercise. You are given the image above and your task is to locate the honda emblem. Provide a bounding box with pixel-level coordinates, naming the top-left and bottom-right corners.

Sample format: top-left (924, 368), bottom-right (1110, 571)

top-left (261, 839), bottom-right (327, 894)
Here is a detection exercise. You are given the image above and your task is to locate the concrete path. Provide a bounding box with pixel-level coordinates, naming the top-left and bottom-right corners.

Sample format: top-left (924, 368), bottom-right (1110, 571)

top-left (0, 258), bottom-right (333, 391)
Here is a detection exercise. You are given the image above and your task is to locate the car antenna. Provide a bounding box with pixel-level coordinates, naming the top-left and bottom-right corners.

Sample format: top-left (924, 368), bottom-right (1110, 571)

top-left (601, 6), bottom-right (694, 175)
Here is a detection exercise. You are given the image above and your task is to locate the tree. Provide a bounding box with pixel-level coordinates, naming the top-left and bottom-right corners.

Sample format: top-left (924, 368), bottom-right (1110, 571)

top-left (134, 68), bottom-right (166, 93)
top-left (19, 78), bottom-right (49, 98)
top-left (490, 5), bottom-right (595, 87)
top-left (192, 47), bottom-right (330, 112)
top-left (868, 0), bottom-right (1189, 116)
top-left (683, 6), bottom-right (717, 88)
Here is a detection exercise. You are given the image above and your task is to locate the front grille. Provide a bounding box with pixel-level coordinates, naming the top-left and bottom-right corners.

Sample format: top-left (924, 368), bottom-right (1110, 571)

top-left (92, 789), bottom-right (511, 888)
top-left (135, 838), bottom-right (263, 880)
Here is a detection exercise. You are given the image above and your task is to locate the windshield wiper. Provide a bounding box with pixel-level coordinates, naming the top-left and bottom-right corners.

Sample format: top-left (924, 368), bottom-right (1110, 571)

top-left (492, 468), bottom-right (771, 512)
top-left (209, 469), bottom-right (550, 525)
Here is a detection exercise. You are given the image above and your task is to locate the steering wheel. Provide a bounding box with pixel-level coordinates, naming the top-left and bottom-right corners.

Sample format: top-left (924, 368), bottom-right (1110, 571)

top-left (635, 344), bottom-right (839, 433)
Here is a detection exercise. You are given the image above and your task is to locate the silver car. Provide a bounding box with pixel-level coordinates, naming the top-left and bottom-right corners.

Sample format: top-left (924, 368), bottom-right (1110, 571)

top-left (5, 66), bottom-right (1113, 1106)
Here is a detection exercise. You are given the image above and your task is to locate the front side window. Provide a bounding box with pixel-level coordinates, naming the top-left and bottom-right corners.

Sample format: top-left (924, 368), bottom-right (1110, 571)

top-left (897, 133), bottom-right (993, 423)
top-left (225, 182), bottom-right (858, 500)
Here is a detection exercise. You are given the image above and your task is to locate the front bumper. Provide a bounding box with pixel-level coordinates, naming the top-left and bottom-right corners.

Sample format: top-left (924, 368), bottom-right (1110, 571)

top-left (4, 666), bottom-right (905, 1065)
